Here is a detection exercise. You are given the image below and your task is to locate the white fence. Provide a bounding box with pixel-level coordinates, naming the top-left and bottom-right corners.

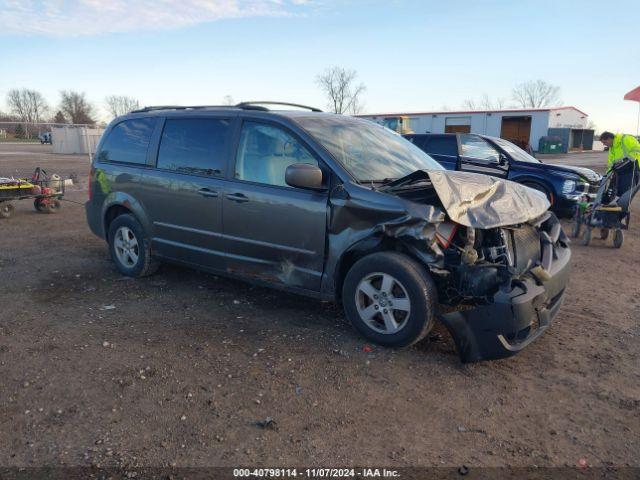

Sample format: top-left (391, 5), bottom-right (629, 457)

top-left (51, 126), bottom-right (104, 154)
top-left (0, 121), bottom-right (105, 154)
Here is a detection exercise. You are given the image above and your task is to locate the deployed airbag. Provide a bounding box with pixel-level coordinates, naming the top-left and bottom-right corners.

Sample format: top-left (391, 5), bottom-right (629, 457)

top-left (426, 170), bottom-right (550, 229)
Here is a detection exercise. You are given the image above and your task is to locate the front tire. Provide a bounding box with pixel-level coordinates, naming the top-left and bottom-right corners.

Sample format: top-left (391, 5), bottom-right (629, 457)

top-left (43, 199), bottom-right (61, 214)
top-left (523, 182), bottom-right (553, 207)
top-left (107, 214), bottom-right (159, 277)
top-left (571, 209), bottom-right (582, 238)
top-left (342, 252), bottom-right (437, 348)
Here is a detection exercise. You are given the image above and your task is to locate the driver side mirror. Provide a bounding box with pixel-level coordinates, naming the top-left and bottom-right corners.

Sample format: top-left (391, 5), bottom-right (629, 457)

top-left (285, 163), bottom-right (324, 190)
top-left (498, 153), bottom-right (508, 166)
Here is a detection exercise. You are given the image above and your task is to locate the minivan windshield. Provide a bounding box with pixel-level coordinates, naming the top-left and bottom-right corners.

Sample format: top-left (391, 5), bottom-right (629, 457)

top-left (295, 115), bottom-right (443, 182)
top-left (492, 137), bottom-right (540, 163)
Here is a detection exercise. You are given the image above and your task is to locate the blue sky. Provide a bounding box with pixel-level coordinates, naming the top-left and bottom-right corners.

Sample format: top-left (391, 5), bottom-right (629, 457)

top-left (1, 0), bottom-right (639, 132)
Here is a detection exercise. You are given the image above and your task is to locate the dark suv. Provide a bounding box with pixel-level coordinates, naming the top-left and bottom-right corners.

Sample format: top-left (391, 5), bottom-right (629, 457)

top-left (86, 102), bottom-right (572, 362)
top-left (405, 133), bottom-right (601, 217)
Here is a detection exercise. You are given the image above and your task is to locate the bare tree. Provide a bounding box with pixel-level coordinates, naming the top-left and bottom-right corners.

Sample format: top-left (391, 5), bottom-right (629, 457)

top-left (60, 90), bottom-right (95, 124)
top-left (222, 95), bottom-right (235, 106)
top-left (462, 94), bottom-right (507, 110)
top-left (105, 95), bottom-right (140, 118)
top-left (512, 80), bottom-right (562, 108)
top-left (52, 110), bottom-right (67, 124)
top-left (6, 89), bottom-right (49, 137)
top-left (461, 98), bottom-right (477, 110)
top-left (316, 66), bottom-right (366, 114)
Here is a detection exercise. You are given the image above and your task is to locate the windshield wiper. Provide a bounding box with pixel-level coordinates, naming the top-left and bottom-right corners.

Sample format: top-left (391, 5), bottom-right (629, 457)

top-left (380, 170), bottom-right (431, 192)
top-left (360, 177), bottom-right (396, 187)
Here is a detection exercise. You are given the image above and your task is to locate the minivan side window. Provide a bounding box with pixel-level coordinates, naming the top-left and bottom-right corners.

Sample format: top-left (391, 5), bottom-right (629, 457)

top-left (234, 122), bottom-right (317, 188)
top-left (157, 118), bottom-right (231, 176)
top-left (460, 134), bottom-right (500, 162)
top-left (99, 118), bottom-right (157, 164)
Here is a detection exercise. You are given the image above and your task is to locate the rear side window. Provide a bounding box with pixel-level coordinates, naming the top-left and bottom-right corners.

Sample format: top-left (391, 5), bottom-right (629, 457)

top-left (157, 118), bottom-right (231, 176)
top-left (99, 118), bottom-right (157, 164)
top-left (424, 136), bottom-right (458, 156)
top-left (405, 135), bottom-right (425, 149)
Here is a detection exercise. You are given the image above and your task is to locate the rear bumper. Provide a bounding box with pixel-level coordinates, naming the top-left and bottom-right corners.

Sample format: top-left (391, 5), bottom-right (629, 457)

top-left (85, 201), bottom-right (105, 239)
top-left (440, 243), bottom-right (571, 363)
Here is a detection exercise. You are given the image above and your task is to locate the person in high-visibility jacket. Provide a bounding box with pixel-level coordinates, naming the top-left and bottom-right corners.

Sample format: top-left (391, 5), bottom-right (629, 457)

top-left (600, 131), bottom-right (640, 172)
top-left (599, 131), bottom-right (640, 210)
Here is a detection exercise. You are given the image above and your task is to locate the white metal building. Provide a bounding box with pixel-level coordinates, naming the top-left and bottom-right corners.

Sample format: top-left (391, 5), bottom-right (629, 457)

top-left (357, 106), bottom-right (590, 152)
top-left (52, 125), bottom-right (104, 155)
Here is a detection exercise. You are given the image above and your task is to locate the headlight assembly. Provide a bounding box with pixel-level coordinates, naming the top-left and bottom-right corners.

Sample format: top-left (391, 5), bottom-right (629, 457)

top-left (561, 180), bottom-right (576, 194)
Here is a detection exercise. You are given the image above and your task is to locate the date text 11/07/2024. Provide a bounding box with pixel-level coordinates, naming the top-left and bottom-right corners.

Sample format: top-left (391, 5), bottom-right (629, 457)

top-left (233, 468), bottom-right (400, 478)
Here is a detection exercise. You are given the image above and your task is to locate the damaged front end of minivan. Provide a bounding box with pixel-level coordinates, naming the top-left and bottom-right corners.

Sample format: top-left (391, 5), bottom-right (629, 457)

top-left (326, 170), bottom-right (571, 363)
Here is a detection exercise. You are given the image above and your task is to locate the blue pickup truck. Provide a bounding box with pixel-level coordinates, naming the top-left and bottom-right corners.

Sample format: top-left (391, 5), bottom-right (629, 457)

top-left (404, 133), bottom-right (600, 217)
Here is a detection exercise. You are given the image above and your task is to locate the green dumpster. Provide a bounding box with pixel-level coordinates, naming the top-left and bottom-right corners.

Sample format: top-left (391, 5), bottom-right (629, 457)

top-left (538, 136), bottom-right (563, 154)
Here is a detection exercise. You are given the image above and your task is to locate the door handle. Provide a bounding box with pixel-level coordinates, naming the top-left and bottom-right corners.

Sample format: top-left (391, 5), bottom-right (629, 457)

top-left (197, 188), bottom-right (219, 198)
top-left (225, 193), bottom-right (249, 203)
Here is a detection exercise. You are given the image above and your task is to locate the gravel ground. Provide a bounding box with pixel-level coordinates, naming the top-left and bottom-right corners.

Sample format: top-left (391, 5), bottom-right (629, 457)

top-left (0, 144), bottom-right (638, 471)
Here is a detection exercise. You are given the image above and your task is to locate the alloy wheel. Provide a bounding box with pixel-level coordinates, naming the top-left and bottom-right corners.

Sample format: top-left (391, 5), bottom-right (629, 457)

top-left (114, 226), bottom-right (140, 268)
top-left (355, 272), bottom-right (411, 334)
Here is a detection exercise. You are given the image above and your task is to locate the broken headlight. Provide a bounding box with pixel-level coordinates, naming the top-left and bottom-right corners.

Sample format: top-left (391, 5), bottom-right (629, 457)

top-left (481, 229), bottom-right (514, 267)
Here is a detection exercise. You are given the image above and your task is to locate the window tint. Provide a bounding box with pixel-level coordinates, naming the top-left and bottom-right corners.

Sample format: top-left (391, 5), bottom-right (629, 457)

top-left (460, 134), bottom-right (500, 162)
top-left (99, 118), bottom-right (157, 164)
top-left (424, 136), bottom-right (458, 156)
top-left (157, 118), bottom-right (230, 175)
top-left (235, 122), bottom-right (317, 187)
top-left (405, 135), bottom-right (424, 149)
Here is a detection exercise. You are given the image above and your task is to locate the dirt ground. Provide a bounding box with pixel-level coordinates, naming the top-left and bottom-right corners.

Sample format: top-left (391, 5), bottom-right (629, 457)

top-left (0, 144), bottom-right (638, 471)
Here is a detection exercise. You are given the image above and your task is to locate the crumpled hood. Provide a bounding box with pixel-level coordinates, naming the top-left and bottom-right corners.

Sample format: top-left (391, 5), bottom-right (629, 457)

top-left (426, 170), bottom-right (550, 229)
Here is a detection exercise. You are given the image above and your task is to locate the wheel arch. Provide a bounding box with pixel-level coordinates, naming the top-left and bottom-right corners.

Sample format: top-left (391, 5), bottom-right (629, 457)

top-left (101, 192), bottom-right (152, 239)
top-left (332, 235), bottom-right (434, 303)
top-left (514, 176), bottom-right (556, 205)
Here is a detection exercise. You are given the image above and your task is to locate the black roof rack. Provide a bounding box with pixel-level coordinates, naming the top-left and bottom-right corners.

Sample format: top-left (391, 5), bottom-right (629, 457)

top-left (235, 101), bottom-right (323, 112)
top-left (130, 102), bottom-right (323, 114)
top-left (130, 105), bottom-right (227, 113)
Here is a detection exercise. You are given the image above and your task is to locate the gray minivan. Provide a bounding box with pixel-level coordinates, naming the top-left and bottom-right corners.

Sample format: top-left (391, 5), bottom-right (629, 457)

top-left (86, 102), bottom-right (572, 362)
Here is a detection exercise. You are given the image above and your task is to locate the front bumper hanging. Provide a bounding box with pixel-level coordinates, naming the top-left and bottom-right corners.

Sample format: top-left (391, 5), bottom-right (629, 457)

top-left (439, 234), bottom-right (571, 363)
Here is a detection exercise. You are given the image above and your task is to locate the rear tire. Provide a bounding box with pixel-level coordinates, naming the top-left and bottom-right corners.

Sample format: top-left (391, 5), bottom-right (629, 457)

top-left (107, 213), bottom-right (159, 277)
top-left (342, 252), bottom-right (437, 348)
top-left (0, 203), bottom-right (14, 219)
top-left (599, 228), bottom-right (610, 240)
top-left (613, 229), bottom-right (624, 249)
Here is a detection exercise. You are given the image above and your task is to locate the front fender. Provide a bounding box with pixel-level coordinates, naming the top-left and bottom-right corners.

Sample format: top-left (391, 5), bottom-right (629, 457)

top-left (510, 174), bottom-right (556, 195)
